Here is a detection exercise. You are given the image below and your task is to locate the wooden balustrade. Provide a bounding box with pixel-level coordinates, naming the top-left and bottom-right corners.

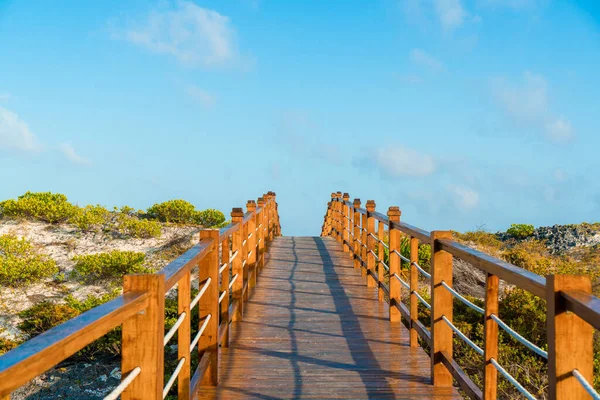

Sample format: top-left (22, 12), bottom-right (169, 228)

top-left (322, 193), bottom-right (600, 400)
top-left (0, 193), bottom-right (281, 400)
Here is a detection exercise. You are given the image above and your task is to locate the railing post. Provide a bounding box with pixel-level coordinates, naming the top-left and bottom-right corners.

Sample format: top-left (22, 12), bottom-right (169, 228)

top-left (353, 199), bottom-right (362, 270)
top-left (266, 193), bottom-right (274, 242)
top-left (263, 193), bottom-right (271, 246)
top-left (431, 230), bottom-right (453, 387)
top-left (246, 200), bottom-right (257, 295)
top-left (121, 274), bottom-right (165, 400)
top-left (547, 275), bottom-right (593, 400)
top-left (231, 208), bottom-right (244, 322)
top-left (199, 229), bottom-right (220, 386)
top-left (361, 206), bottom-right (368, 279)
top-left (483, 273), bottom-right (499, 399)
top-left (409, 236), bottom-right (419, 347)
top-left (342, 193), bottom-right (350, 253)
top-left (366, 200), bottom-right (376, 288)
top-left (178, 271), bottom-right (192, 398)
top-left (269, 191), bottom-right (281, 236)
top-left (335, 191), bottom-right (342, 243)
top-left (257, 197), bottom-right (266, 272)
top-left (330, 192), bottom-right (338, 241)
top-left (221, 235), bottom-right (230, 347)
top-left (322, 201), bottom-right (332, 237)
top-left (387, 207), bottom-right (401, 322)
top-left (377, 219), bottom-right (385, 302)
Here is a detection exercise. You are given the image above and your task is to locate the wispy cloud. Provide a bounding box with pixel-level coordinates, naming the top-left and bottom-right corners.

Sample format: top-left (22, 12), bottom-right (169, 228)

top-left (447, 184), bottom-right (480, 211)
top-left (113, 1), bottom-right (238, 68)
top-left (0, 106), bottom-right (42, 153)
top-left (0, 106), bottom-right (90, 164)
top-left (0, 92), bottom-right (11, 102)
top-left (491, 71), bottom-right (574, 143)
top-left (373, 145), bottom-right (437, 178)
top-left (58, 143), bottom-right (91, 166)
top-left (185, 84), bottom-right (216, 108)
top-left (410, 49), bottom-right (444, 72)
top-left (434, 0), bottom-right (466, 30)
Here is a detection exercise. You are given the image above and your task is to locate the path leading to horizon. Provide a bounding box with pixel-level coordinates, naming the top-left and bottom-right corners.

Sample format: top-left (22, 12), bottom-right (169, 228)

top-left (196, 236), bottom-right (462, 399)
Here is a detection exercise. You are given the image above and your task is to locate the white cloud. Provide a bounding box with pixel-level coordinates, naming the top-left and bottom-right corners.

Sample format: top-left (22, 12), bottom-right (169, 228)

top-left (546, 118), bottom-right (574, 143)
top-left (0, 106), bottom-right (42, 153)
top-left (410, 49), bottom-right (444, 72)
top-left (185, 85), bottom-right (216, 108)
top-left (434, 0), bottom-right (466, 30)
top-left (116, 1), bottom-right (237, 67)
top-left (58, 143), bottom-right (91, 166)
top-left (0, 92), bottom-right (11, 102)
top-left (447, 184), bottom-right (480, 210)
top-left (491, 71), bottom-right (574, 143)
top-left (374, 146), bottom-right (436, 178)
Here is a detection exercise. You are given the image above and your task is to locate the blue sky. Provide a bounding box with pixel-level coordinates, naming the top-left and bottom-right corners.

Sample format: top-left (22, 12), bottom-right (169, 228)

top-left (1, 0), bottom-right (599, 236)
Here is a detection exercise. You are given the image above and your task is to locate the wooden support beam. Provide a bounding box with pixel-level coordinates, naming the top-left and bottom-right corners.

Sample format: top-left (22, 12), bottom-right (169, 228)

top-left (231, 208), bottom-right (244, 322)
top-left (387, 206), bottom-right (401, 322)
top-left (409, 236), bottom-right (419, 347)
top-left (547, 275), bottom-right (593, 400)
top-left (199, 229), bottom-right (220, 387)
top-left (177, 271), bottom-right (191, 399)
top-left (366, 200), bottom-right (376, 288)
top-left (431, 230), bottom-right (453, 387)
top-left (483, 273), bottom-right (499, 399)
top-left (342, 193), bottom-right (350, 253)
top-left (221, 236), bottom-right (230, 347)
top-left (246, 200), bottom-right (257, 295)
top-left (377, 220), bottom-right (385, 301)
top-left (122, 274), bottom-right (165, 400)
top-left (353, 199), bottom-right (362, 270)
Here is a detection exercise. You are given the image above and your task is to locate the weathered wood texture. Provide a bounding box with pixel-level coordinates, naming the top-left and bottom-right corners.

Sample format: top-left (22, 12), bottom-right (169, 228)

top-left (197, 237), bottom-right (462, 399)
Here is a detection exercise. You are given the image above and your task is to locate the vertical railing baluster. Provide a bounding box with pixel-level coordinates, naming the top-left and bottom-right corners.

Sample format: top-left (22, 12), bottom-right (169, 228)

top-left (177, 271), bottom-right (191, 399)
top-left (122, 274), bottom-right (165, 400)
top-left (353, 199), bottom-right (361, 270)
top-left (199, 229), bottom-right (220, 386)
top-left (221, 236), bottom-right (230, 347)
top-left (246, 201), bottom-right (257, 296)
top-left (483, 273), bottom-right (499, 399)
top-left (377, 219), bottom-right (385, 301)
top-left (431, 230), bottom-right (453, 387)
top-left (547, 275), bottom-right (593, 400)
top-left (257, 197), bottom-right (266, 273)
top-left (366, 200), bottom-right (376, 288)
top-left (361, 208), bottom-right (368, 279)
top-left (409, 236), bottom-right (419, 347)
top-left (342, 193), bottom-right (350, 254)
top-left (387, 207), bottom-right (401, 322)
top-left (231, 208), bottom-right (244, 322)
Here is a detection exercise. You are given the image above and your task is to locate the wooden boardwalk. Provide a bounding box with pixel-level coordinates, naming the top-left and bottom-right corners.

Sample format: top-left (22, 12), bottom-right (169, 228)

top-left (198, 236), bottom-right (462, 399)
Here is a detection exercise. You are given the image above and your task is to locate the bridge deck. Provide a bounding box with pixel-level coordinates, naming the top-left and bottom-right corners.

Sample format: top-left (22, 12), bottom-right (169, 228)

top-left (198, 236), bottom-right (462, 399)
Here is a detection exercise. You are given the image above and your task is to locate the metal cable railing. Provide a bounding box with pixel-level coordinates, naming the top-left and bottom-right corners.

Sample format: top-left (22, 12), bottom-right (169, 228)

top-left (229, 274), bottom-right (239, 289)
top-left (162, 357), bottom-right (186, 399)
top-left (490, 358), bottom-right (536, 400)
top-left (163, 311), bottom-right (187, 346)
top-left (218, 291), bottom-right (226, 303)
top-left (219, 262), bottom-right (228, 274)
top-left (441, 281), bottom-right (484, 314)
top-left (103, 367), bottom-right (142, 400)
top-left (413, 262), bottom-right (431, 279)
top-left (190, 277), bottom-right (212, 311)
top-left (442, 316), bottom-right (483, 356)
top-left (230, 250), bottom-right (238, 262)
top-left (190, 314), bottom-right (212, 351)
top-left (392, 272), bottom-right (410, 290)
top-left (490, 314), bottom-right (547, 359)
top-left (572, 369), bottom-right (600, 400)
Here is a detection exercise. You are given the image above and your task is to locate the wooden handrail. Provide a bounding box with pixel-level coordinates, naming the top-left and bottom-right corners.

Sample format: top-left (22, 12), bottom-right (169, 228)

top-left (0, 192), bottom-right (282, 400)
top-left (323, 193), bottom-right (600, 400)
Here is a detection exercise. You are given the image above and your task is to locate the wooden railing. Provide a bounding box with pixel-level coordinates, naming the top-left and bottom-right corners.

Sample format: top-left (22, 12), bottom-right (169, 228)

top-left (0, 192), bottom-right (281, 400)
top-left (321, 191), bottom-right (600, 400)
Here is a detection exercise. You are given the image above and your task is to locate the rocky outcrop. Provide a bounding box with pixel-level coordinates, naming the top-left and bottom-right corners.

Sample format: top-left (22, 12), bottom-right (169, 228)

top-left (532, 224), bottom-right (600, 254)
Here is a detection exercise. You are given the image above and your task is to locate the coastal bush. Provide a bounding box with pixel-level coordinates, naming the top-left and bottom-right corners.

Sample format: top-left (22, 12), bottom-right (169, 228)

top-left (0, 329), bottom-right (19, 355)
top-left (115, 212), bottom-right (162, 238)
top-left (69, 205), bottom-right (110, 232)
top-left (71, 251), bottom-right (149, 282)
top-left (0, 234), bottom-right (58, 286)
top-left (147, 199), bottom-right (197, 224)
top-left (0, 192), bottom-right (76, 223)
top-left (506, 223), bottom-right (535, 239)
top-left (195, 209), bottom-right (226, 228)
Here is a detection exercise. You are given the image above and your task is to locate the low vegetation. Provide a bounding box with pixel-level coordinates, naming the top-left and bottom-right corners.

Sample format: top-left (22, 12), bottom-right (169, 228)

top-left (506, 223), bottom-right (535, 239)
top-left (147, 199), bottom-right (227, 227)
top-left (71, 251), bottom-right (150, 282)
top-left (0, 234), bottom-right (58, 286)
top-left (0, 192), bottom-right (77, 223)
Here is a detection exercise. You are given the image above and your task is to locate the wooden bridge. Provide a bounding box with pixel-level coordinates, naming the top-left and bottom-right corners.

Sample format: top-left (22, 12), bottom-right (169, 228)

top-left (0, 191), bottom-right (599, 400)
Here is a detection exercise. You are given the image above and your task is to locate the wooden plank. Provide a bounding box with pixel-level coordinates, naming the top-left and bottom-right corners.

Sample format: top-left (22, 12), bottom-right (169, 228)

top-left (163, 242), bottom-right (212, 291)
top-left (387, 206), bottom-right (401, 322)
top-left (353, 199), bottom-right (362, 271)
top-left (122, 274), bottom-right (165, 400)
top-left (0, 292), bottom-right (148, 397)
top-left (562, 290), bottom-right (600, 331)
top-left (366, 200), bottom-right (376, 288)
top-left (410, 236), bottom-right (419, 347)
top-left (547, 275), bottom-right (593, 400)
top-left (221, 236), bottom-right (230, 347)
top-left (231, 208), bottom-right (244, 322)
top-left (483, 273), bottom-right (499, 400)
top-left (342, 193), bottom-right (350, 253)
top-left (377, 220), bottom-right (385, 301)
top-left (178, 271), bottom-right (192, 400)
top-left (432, 231), bottom-right (453, 387)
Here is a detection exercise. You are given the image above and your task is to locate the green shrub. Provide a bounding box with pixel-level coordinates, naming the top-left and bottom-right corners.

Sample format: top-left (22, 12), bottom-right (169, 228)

top-left (0, 192), bottom-right (77, 223)
top-left (116, 213), bottom-right (162, 238)
top-left (195, 209), bottom-right (226, 228)
top-left (0, 234), bottom-right (58, 286)
top-left (147, 200), bottom-right (197, 224)
top-left (0, 329), bottom-right (20, 355)
top-left (69, 205), bottom-right (110, 231)
top-left (71, 251), bottom-right (149, 282)
top-left (506, 223), bottom-right (535, 239)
